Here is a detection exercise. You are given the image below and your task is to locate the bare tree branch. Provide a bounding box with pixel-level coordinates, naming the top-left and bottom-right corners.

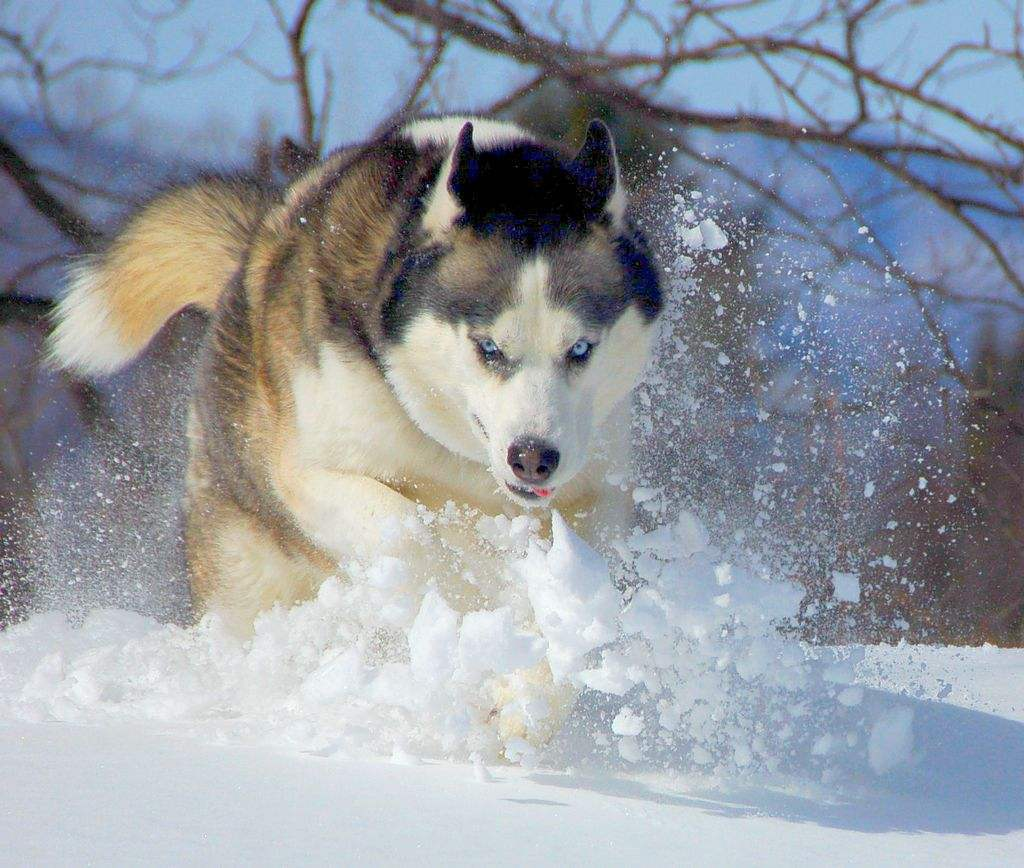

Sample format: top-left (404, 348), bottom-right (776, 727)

top-left (0, 134), bottom-right (101, 247)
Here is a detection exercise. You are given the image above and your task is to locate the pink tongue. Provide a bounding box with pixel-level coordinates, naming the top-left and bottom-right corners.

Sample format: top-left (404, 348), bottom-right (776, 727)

top-left (532, 487), bottom-right (553, 497)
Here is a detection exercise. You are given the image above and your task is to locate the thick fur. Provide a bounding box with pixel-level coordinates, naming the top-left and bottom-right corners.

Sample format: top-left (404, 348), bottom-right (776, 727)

top-left (48, 116), bottom-right (662, 742)
top-left (50, 179), bottom-right (272, 374)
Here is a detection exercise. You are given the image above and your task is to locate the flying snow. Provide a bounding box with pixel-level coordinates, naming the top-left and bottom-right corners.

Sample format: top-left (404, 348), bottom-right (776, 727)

top-left (0, 506), bottom-right (912, 782)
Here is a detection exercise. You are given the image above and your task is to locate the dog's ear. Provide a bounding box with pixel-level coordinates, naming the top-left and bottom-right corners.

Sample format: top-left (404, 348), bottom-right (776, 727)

top-left (571, 119), bottom-right (626, 227)
top-left (447, 122), bottom-right (479, 205)
top-left (421, 121), bottom-right (478, 236)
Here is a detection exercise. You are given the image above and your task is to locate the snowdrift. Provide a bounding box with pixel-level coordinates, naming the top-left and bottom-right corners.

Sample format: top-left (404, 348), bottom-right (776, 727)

top-left (1, 507), bottom-right (914, 786)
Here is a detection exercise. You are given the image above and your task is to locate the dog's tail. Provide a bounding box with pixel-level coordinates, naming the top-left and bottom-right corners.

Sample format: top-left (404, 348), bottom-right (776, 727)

top-left (48, 177), bottom-right (272, 376)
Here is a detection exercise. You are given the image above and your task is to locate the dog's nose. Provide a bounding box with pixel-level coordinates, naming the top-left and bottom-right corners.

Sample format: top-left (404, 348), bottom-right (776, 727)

top-left (507, 438), bottom-right (560, 484)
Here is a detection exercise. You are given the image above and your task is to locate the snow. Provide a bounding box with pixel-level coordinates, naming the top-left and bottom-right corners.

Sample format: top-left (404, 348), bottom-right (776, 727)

top-left (4, 174), bottom-right (1020, 860)
top-left (3, 505), bottom-right (1023, 863)
top-left (671, 200), bottom-right (728, 253)
top-left (517, 513), bottom-right (619, 684)
top-left (2, 641), bottom-right (1023, 865)
top-left (867, 707), bottom-right (915, 774)
top-left (611, 706), bottom-right (644, 736)
top-left (698, 218), bottom-right (729, 250)
top-left (6, 509), bottom-right (894, 773)
top-left (857, 643), bottom-right (1024, 722)
top-left (5, 115), bottom-right (1021, 867)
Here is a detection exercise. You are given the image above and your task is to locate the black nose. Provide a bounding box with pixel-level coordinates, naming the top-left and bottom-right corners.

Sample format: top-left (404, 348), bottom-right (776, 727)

top-left (507, 438), bottom-right (560, 484)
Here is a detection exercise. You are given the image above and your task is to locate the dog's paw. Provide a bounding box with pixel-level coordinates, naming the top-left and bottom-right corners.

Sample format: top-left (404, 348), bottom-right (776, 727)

top-left (485, 663), bottom-right (576, 753)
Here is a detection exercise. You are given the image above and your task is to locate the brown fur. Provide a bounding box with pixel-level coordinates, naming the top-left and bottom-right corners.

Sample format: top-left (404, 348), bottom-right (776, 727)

top-left (48, 180), bottom-right (271, 375)
top-left (73, 138), bottom-right (461, 628)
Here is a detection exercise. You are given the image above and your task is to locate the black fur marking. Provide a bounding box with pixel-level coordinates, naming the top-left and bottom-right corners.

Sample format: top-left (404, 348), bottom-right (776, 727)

top-left (570, 120), bottom-right (618, 216)
top-left (614, 229), bottom-right (663, 321)
top-left (450, 142), bottom-right (610, 249)
top-left (375, 163), bottom-right (439, 289)
top-left (378, 122), bottom-right (660, 343)
top-left (553, 287), bottom-right (631, 329)
top-left (436, 284), bottom-right (516, 328)
top-left (381, 243), bottom-right (519, 343)
top-left (380, 245), bottom-right (447, 342)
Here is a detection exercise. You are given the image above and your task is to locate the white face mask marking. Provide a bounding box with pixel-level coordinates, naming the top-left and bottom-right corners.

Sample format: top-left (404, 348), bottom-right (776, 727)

top-left (383, 253), bottom-right (654, 507)
top-left (463, 258), bottom-right (582, 498)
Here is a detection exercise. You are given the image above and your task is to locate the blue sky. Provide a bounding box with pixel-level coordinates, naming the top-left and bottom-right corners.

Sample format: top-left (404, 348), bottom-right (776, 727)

top-left (3, 0), bottom-right (1020, 357)
top-left (2, 0), bottom-right (1020, 162)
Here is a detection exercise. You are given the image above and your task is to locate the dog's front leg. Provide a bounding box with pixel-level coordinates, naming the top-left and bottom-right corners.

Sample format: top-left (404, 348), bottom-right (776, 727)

top-left (274, 466), bottom-right (504, 606)
top-left (274, 467), bottom-right (427, 560)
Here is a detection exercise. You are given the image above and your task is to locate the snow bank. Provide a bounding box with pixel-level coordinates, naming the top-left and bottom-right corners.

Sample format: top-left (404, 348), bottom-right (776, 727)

top-left (0, 505), bottom-right (912, 784)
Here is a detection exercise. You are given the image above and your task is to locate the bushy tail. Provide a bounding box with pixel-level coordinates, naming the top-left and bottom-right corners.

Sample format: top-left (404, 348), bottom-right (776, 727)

top-left (48, 177), bottom-right (272, 376)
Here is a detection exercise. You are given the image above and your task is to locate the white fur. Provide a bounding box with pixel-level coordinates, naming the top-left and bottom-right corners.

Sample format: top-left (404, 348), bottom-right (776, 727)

top-left (272, 343), bottom-right (542, 617)
top-left (279, 344), bottom-right (505, 561)
top-left (418, 147), bottom-right (464, 238)
top-left (48, 265), bottom-right (134, 375)
top-left (605, 170), bottom-right (628, 229)
top-left (271, 330), bottom-right (642, 633)
top-left (212, 260), bottom-right (651, 646)
top-left (401, 116), bottom-right (532, 151)
top-left (277, 285), bottom-right (649, 555)
top-left (382, 255), bottom-right (654, 508)
top-left (471, 257), bottom-right (585, 488)
top-left (383, 318), bottom-right (490, 464)
top-left (592, 123), bottom-right (627, 228)
top-left (216, 316), bottom-right (642, 631)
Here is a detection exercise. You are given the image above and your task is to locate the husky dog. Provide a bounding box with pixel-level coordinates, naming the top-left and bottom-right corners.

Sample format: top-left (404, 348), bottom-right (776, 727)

top-left (49, 116), bottom-right (661, 737)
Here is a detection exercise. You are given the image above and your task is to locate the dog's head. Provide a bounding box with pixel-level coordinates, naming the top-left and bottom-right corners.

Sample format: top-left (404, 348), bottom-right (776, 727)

top-left (380, 118), bottom-right (662, 507)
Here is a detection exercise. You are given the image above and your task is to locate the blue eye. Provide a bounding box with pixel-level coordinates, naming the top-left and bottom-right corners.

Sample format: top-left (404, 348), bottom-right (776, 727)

top-left (477, 337), bottom-right (501, 357)
top-left (567, 339), bottom-right (593, 361)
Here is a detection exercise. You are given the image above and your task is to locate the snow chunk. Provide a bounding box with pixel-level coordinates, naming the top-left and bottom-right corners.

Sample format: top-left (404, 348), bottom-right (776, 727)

top-left (698, 218), bottom-right (729, 250)
top-left (514, 512), bottom-right (619, 683)
top-left (675, 225), bottom-right (704, 249)
top-left (617, 736), bottom-right (642, 763)
top-left (611, 706), bottom-right (644, 736)
top-left (868, 707), bottom-right (914, 774)
top-left (456, 608), bottom-right (545, 682)
top-left (408, 591), bottom-right (459, 686)
top-left (674, 217), bottom-right (728, 252)
top-left (832, 571), bottom-right (861, 604)
top-left (0, 501), bottom-right (920, 783)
